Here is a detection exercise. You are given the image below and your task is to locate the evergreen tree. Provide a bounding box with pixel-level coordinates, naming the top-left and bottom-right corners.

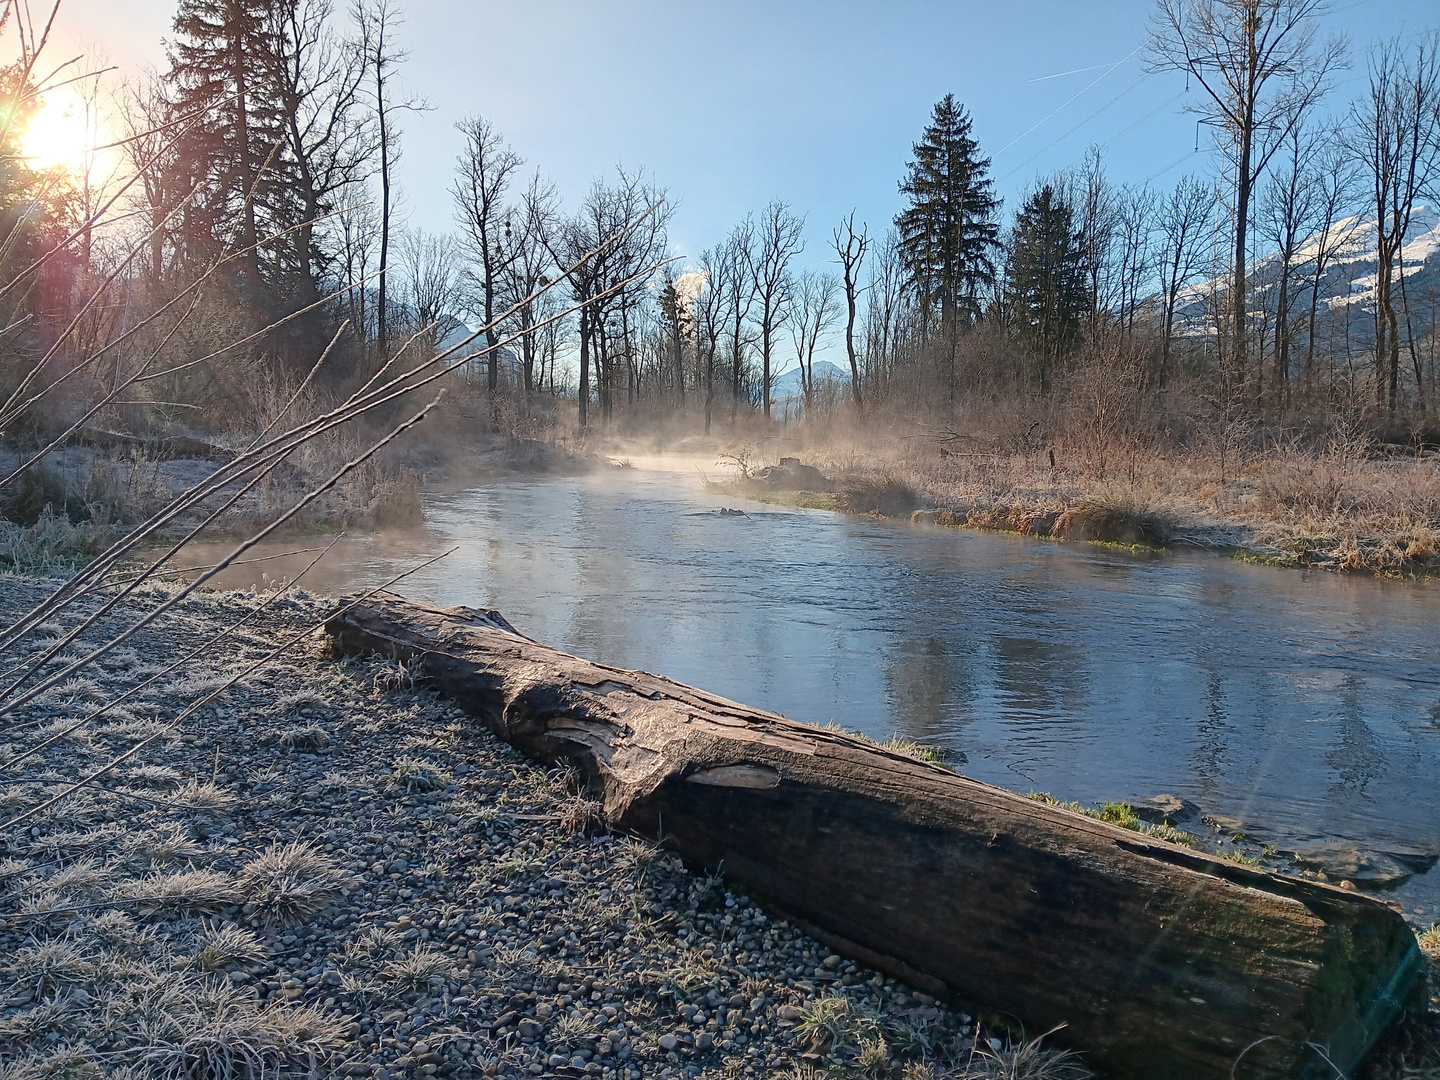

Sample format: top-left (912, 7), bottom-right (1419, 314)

top-left (164, 0), bottom-right (289, 297)
top-left (1005, 184), bottom-right (1089, 393)
top-left (895, 94), bottom-right (1000, 382)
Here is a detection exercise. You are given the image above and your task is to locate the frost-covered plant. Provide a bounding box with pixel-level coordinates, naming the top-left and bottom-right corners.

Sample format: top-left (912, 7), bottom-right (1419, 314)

top-left (124, 868), bottom-right (240, 917)
top-left (387, 756), bottom-right (448, 793)
top-left (5, 938), bottom-right (95, 996)
top-left (193, 923), bottom-right (266, 972)
top-left (382, 946), bottom-right (455, 991)
top-left (237, 841), bottom-right (343, 926)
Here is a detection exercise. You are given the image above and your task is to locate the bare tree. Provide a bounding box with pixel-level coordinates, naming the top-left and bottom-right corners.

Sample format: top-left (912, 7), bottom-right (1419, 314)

top-left (1350, 33), bottom-right (1440, 410)
top-left (752, 200), bottom-right (804, 419)
top-left (1055, 146), bottom-right (1118, 330)
top-left (788, 270), bottom-right (840, 416)
top-left (1301, 128), bottom-right (1361, 387)
top-left (267, 0), bottom-right (376, 308)
top-left (1258, 119), bottom-right (1321, 403)
top-left (832, 211), bottom-right (870, 414)
top-left (721, 217), bottom-right (756, 423)
top-left (1112, 185), bottom-right (1157, 340)
top-left (693, 248), bottom-right (725, 433)
top-left (1156, 174), bottom-right (1217, 383)
top-left (355, 0), bottom-right (426, 357)
top-left (118, 74), bottom-right (183, 283)
top-left (398, 228), bottom-right (460, 355)
top-left (336, 192), bottom-right (380, 340)
top-left (1147, 0), bottom-right (1346, 372)
top-left (546, 169), bottom-right (669, 426)
top-left (862, 228), bottom-right (910, 399)
top-left (452, 115), bottom-right (523, 394)
top-left (497, 174), bottom-right (560, 397)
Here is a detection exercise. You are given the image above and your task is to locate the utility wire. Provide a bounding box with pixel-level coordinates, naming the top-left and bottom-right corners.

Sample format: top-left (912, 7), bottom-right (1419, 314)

top-left (993, 46), bottom-right (1140, 158)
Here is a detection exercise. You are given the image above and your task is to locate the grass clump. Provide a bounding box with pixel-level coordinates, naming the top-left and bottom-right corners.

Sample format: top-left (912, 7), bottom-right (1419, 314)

top-left (236, 841), bottom-right (344, 926)
top-left (137, 982), bottom-right (345, 1079)
top-left (1024, 793), bottom-right (1195, 847)
top-left (1419, 924), bottom-right (1440, 961)
top-left (4, 938), bottom-right (96, 997)
top-left (878, 736), bottom-right (951, 767)
top-left (386, 755), bottom-right (449, 793)
top-left (822, 721), bottom-right (955, 771)
top-left (962, 1031), bottom-right (1094, 1079)
top-left (192, 923), bottom-right (266, 972)
top-left (278, 723), bottom-right (329, 751)
top-left (124, 868), bottom-right (241, 918)
top-left (382, 946), bottom-right (455, 992)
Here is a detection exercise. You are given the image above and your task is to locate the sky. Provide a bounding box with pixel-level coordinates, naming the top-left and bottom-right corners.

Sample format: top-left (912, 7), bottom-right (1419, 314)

top-left (46, 0), bottom-right (1440, 281)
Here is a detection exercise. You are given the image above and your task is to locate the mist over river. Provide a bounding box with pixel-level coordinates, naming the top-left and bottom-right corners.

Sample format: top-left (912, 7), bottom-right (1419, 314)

top-left (190, 460), bottom-right (1440, 917)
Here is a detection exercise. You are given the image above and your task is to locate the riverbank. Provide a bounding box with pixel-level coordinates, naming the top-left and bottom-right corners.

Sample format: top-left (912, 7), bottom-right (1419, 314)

top-left (697, 441), bottom-right (1440, 580)
top-left (0, 577), bottom-right (1102, 1080)
top-left (0, 434), bottom-right (626, 575)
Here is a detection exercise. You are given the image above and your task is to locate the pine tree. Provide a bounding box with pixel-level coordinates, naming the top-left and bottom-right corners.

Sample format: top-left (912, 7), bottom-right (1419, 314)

top-left (895, 94), bottom-right (1000, 393)
top-left (164, 0), bottom-right (289, 298)
top-left (1005, 184), bottom-right (1089, 394)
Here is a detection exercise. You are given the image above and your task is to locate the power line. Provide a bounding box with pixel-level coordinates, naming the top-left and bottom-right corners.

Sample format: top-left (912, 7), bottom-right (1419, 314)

top-left (993, 46), bottom-right (1140, 158)
top-left (998, 71), bottom-right (1155, 181)
top-left (1027, 60), bottom-right (1130, 83)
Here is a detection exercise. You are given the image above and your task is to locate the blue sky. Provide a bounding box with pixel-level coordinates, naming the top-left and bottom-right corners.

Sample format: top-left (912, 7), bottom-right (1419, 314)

top-left (62, 0), bottom-right (1440, 276)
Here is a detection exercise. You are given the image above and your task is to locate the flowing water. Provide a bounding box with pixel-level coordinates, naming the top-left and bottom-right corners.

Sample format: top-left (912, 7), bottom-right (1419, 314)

top-left (187, 460), bottom-right (1440, 919)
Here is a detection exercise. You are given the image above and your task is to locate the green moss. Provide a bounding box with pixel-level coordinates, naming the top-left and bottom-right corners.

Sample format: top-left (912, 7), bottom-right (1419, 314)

top-left (1219, 849), bottom-right (1262, 867)
top-left (1025, 792), bottom-right (1194, 847)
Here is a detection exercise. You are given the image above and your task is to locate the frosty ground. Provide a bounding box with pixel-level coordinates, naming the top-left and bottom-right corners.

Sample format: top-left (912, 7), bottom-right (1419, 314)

top-left (0, 578), bottom-right (1069, 1080)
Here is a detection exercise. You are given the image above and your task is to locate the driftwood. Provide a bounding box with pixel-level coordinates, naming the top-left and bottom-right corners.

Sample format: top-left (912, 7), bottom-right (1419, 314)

top-left (71, 425), bottom-right (227, 459)
top-left (327, 593), bottom-right (1426, 1080)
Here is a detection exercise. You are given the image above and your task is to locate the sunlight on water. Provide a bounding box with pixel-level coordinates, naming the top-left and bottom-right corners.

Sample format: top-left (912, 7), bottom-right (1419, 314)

top-left (186, 464), bottom-right (1440, 914)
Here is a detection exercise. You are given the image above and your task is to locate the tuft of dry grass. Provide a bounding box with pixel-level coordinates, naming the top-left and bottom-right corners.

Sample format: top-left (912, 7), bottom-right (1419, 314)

top-left (386, 755), bottom-right (449, 793)
top-left (137, 982), bottom-right (345, 1080)
top-left (236, 841), bottom-right (344, 926)
top-left (192, 923), bottom-right (266, 972)
top-left (959, 1031), bottom-right (1094, 1080)
top-left (381, 945), bottom-right (455, 992)
top-left (123, 869), bottom-right (242, 918)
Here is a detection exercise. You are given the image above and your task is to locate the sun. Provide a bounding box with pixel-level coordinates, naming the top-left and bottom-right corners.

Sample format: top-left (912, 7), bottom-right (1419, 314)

top-left (19, 87), bottom-right (110, 179)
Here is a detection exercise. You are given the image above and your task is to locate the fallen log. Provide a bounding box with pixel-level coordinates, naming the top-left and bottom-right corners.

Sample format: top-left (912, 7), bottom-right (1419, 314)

top-left (327, 593), bottom-right (1426, 1080)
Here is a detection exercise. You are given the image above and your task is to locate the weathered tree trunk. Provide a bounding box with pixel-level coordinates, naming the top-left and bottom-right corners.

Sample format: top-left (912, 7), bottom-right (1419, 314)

top-left (327, 594), bottom-right (1426, 1080)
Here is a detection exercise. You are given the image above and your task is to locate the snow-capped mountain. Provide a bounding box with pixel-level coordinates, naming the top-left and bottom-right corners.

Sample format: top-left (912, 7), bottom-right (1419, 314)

top-left (772, 360), bottom-right (850, 399)
top-left (1172, 203), bottom-right (1440, 352)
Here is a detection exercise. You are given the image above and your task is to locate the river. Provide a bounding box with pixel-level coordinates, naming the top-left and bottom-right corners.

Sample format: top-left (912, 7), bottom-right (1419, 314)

top-left (186, 460), bottom-right (1440, 920)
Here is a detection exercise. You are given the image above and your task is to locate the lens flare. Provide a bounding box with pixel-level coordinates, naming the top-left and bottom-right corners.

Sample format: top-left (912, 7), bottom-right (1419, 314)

top-left (19, 88), bottom-right (106, 177)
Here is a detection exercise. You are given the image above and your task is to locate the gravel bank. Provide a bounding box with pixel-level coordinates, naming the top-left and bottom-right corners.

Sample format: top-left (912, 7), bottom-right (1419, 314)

top-left (0, 578), bottom-right (1075, 1080)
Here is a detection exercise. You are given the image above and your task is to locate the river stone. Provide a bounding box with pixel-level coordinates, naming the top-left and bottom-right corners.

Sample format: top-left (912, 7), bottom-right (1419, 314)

top-left (1131, 794), bottom-right (1202, 826)
top-left (1289, 841), bottom-right (1439, 888)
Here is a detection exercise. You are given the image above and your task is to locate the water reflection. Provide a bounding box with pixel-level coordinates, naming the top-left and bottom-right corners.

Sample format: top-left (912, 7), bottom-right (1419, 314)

top-left (183, 464), bottom-right (1440, 909)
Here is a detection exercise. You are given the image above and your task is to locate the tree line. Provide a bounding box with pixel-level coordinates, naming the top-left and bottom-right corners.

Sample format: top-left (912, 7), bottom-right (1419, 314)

top-left (2, 0), bottom-right (1439, 445)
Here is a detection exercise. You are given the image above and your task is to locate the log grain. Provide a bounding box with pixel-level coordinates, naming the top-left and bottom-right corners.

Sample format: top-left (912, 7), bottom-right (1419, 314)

top-left (326, 593), bottom-right (1426, 1080)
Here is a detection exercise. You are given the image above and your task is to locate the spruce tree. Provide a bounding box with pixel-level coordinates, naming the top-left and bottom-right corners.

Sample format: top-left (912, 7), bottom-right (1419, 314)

top-left (164, 0), bottom-right (289, 298)
top-left (895, 94), bottom-right (1000, 369)
top-left (1005, 184), bottom-right (1089, 393)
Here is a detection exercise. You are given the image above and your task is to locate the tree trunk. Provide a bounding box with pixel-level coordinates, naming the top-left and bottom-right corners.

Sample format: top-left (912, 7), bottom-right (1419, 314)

top-left (328, 594), bottom-right (1426, 1080)
top-left (577, 307), bottom-right (589, 427)
top-left (845, 282), bottom-right (862, 414)
top-left (376, 81), bottom-right (392, 359)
